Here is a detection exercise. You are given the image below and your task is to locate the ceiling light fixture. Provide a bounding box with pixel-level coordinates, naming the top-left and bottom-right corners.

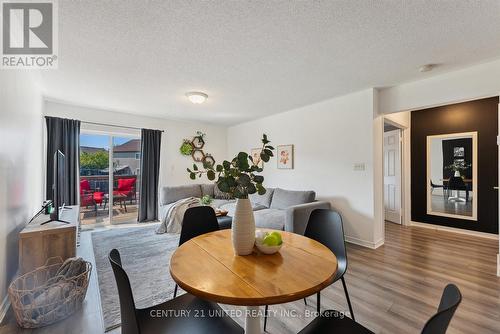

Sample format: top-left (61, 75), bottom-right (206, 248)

top-left (186, 92), bottom-right (208, 104)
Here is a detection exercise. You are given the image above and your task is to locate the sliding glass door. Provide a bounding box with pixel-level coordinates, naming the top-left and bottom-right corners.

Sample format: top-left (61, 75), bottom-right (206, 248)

top-left (79, 132), bottom-right (141, 226)
top-left (111, 136), bottom-right (141, 224)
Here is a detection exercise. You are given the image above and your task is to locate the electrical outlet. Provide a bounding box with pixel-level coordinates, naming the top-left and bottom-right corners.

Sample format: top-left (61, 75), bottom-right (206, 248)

top-left (353, 163), bottom-right (365, 171)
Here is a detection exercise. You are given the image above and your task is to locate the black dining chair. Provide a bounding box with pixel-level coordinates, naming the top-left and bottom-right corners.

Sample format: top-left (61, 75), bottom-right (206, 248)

top-left (430, 180), bottom-right (448, 199)
top-left (173, 206), bottom-right (219, 298)
top-left (298, 283), bottom-right (462, 334)
top-left (264, 209), bottom-right (354, 331)
top-left (109, 249), bottom-right (243, 334)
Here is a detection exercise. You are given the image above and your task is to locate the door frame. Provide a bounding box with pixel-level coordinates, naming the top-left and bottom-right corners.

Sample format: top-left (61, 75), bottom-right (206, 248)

top-left (79, 127), bottom-right (140, 229)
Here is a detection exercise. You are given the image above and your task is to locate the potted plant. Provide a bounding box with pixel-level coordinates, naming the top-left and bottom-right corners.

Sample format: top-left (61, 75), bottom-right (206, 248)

top-left (187, 134), bottom-right (274, 255)
top-left (445, 160), bottom-right (471, 177)
top-left (200, 195), bottom-right (213, 206)
top-left (179, 139), bottom-right (194, 156)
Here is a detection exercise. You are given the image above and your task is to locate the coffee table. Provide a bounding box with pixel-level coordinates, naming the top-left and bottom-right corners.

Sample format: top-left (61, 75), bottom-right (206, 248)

top-left (103, 193), bottom-right (128, 212)
top-left (216, 215), bottom-right (232, 229)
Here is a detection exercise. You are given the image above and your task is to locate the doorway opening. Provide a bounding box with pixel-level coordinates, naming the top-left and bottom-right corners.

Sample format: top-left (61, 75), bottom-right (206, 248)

top-left (384, 121), bottom-right (402, 224)
top-left (79, 130), bottom-right (141, 227)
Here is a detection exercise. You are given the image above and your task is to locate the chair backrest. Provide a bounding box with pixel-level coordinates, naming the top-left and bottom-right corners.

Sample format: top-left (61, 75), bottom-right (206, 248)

top-left (118, 178), bottom-right (136, 192)
top-left (421, 284), bottom-right (462, 334)
top-left (80, 179), bottom-right (91, 193)
top-left (305, 209), bottom-right (348, 276)
top-left (108, 249), bottom-right (140, 334)
top-left (179, 206), bottom-right (219, 246)
top-left (430, 180), bottom-right (442, 188)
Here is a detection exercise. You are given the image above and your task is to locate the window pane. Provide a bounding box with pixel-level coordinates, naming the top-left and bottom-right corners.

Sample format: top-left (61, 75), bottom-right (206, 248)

top-left (79, 134), bottom-right (109, 225)
top-left (111, 137), bottom-right (140, 224)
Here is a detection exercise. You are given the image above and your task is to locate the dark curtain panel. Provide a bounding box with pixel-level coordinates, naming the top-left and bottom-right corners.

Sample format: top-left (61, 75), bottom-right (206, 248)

top-left (138, 129), bottom-right (162, 222)
top-left (45, 116), bottom-right (81, 205)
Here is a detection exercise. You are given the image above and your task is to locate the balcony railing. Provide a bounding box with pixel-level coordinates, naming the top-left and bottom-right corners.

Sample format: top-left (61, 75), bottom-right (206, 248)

top-left (79, 174), bottom-right (139, 225)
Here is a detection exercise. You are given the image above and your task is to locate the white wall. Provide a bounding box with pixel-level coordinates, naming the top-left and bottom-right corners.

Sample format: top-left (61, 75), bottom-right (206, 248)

top-left (430, 138), bottom-right (444, 190)
top-left (0, 72), bottom-right (44, 310)
top-left (228, 89), bottom-right (383, 247)
top-left (379, 58), bottom-right (500, 114)
top-left (384, 110), bottom-right (410, 128)
top-left (44, 101), bottom-right (228, 190)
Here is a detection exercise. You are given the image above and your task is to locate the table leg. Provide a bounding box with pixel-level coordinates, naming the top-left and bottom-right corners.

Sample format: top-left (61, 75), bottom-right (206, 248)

top-left (245, 306), bottom-right (261, 334)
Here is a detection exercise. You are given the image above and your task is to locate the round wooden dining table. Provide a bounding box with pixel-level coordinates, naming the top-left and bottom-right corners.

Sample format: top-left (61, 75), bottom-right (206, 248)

top-left (170, 229), bottom-right (338, 334)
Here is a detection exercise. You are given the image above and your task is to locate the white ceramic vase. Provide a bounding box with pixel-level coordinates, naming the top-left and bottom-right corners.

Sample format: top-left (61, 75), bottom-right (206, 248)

top-left (454, 171), bottom-right (460, 177)
top-left (231, 198), bottom-right (256, 255)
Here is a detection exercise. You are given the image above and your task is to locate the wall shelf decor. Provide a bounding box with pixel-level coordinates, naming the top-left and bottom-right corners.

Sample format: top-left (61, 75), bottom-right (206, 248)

top-left (192, 135), bottom-right (205, 149)
top-left (180, 131), bottom-right (216, 165)
top-left (180, 139), bottom-right (194, 156)
top-left (192, 149), bottom-right (205, 162)
top-left (202, 153), bottom-right (216, 168)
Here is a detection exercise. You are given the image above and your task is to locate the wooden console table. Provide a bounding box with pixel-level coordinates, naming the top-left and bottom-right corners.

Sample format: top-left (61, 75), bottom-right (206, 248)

top-left (19, 205), bottom-right (79, 274)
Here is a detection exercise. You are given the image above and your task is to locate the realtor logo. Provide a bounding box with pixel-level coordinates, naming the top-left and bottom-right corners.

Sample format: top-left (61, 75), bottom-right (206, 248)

top-left (1, 0), bottom-right (58, 68)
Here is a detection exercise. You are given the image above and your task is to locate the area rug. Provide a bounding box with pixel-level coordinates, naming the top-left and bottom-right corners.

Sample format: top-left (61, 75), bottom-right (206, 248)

top-left (91, 224), bottom-right (181, 331)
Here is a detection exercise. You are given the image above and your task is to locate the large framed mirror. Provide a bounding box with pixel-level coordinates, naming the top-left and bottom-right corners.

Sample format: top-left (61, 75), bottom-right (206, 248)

top-left (426, 132), bottom-right (477, 220)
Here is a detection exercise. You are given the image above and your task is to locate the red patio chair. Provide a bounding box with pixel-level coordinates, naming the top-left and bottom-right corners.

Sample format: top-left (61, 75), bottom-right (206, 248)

top-left (93, 191), bottom-right (105, 205)
top-left (80, 179), bottom-right (97, 216)
top-left (116, 178), bottom-right (136, 202)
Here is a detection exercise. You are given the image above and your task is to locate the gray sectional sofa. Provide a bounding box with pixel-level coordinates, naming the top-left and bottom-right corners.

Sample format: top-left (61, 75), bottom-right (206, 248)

top-left (159, 184), bottom-right (330, 235)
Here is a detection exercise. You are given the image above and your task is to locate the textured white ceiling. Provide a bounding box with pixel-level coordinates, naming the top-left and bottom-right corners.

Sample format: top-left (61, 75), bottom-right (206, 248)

top-left (40, 0), bottom-right (500, 125)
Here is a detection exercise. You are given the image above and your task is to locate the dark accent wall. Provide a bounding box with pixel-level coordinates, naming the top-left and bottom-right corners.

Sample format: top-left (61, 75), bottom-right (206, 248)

top-left (411, 96), bottom-right (499, 234)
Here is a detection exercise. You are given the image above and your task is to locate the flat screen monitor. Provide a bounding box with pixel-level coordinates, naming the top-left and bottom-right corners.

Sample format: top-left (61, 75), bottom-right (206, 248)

top-left (51, 150), bottom-right (66, 220)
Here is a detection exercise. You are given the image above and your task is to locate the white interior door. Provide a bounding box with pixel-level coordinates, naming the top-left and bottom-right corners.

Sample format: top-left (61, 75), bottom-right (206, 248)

top-left (384, 129), bottom-right (402, 224)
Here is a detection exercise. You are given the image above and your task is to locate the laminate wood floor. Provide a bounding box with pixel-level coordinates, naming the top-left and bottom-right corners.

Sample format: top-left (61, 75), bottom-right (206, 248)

top-left (1, 222), bottom-right (498, 334)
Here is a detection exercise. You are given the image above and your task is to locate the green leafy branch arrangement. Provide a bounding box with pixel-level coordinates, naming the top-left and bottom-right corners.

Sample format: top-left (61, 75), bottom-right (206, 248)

top-left (187, 134), bottom-right (274, 199)
top-left (444, 161), bottom-right (472, 172)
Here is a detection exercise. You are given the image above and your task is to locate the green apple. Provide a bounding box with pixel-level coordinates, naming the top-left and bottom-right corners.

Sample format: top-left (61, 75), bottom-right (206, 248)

top-left (270, 231), bottom-right (282, 245)
top-left (263, 234), bottom-right (279, 246)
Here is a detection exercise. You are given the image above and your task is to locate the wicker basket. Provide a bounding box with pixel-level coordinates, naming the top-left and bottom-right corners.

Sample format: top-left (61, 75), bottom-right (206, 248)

top-left (8, 257), bottom-right (92, 328)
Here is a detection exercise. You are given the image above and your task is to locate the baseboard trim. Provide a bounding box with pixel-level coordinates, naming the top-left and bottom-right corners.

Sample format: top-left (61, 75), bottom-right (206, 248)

top-left (410, 221), bottom-right (499, 240)
top-left (345, 235), bottom-right (384, 249)
top-left (0, 294), bottom-right (10, 324)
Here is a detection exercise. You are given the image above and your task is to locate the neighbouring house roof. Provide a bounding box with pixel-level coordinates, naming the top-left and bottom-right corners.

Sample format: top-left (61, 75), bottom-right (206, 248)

top-left (81, 146), bottom-right (107, 154)
top-left (114, 139), bottom-right (141, 152)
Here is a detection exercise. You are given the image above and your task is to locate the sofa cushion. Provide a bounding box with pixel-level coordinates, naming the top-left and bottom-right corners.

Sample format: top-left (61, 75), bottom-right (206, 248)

top-left (214, 184), bottom-right (233, 200)
top-left (219, 201), bottom-right (266, 217)
top-left (201, 184), bottom-right (215, 197)
top-left (254, 209), bottom-right (286, 230)
top-left (211, 199), bottom-right (235, 209)
top-left (249, 188), bottom-right (274, 208)
top-left (270, 188), bottom-right (316, 210)
top-left (160, 184), bottom-right (202, 205)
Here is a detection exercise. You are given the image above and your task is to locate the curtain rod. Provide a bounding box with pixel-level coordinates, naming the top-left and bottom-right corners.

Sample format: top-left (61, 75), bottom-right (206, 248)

top-left (81, 120), bottom-right (164, 133)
